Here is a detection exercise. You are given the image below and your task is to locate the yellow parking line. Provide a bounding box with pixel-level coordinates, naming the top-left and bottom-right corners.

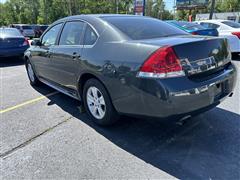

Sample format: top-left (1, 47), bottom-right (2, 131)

top-left (0, 92), bottom-right (58, 114)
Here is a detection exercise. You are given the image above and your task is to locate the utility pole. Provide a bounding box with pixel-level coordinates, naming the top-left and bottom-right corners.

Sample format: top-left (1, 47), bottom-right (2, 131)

top-left (115, 0), bottom-right (119, 14)
top-left (209, 0), bottom-right (215, 19)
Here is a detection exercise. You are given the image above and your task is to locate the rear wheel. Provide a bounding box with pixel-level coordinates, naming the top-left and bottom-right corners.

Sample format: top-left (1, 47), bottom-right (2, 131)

top-left (83, 78), bottom-right (119, 126)
top-left (26, 59), bottom-right (41, 86)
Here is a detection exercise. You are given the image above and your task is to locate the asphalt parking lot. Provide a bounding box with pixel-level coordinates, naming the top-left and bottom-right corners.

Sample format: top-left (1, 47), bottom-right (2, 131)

top-left (0, 57), bottom-right (240, 179)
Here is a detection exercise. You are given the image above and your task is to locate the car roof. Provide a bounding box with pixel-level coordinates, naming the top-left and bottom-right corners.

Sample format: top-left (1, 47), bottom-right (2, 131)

top-left (55, 14), bottom-right (152, 22)
top-left (70, 14), bottom-right (141, 18)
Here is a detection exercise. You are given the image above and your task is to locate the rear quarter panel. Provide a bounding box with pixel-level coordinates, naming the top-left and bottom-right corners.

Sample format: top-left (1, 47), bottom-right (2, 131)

top-left (79, 35), bottom-right (158, 112)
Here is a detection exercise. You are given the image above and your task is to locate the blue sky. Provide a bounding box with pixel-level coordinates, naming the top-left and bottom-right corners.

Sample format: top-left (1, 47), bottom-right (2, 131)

top-left (164, 0), bottom-right (175, 11)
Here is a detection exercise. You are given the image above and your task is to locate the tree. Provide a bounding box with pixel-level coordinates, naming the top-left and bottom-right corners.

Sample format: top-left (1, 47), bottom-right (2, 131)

top-left (0, 0), bottom-right (172, 26)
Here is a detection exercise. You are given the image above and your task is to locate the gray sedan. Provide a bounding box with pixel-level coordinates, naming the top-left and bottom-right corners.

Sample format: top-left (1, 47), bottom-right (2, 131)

top-left (24, 15), bottom-right (237, 125)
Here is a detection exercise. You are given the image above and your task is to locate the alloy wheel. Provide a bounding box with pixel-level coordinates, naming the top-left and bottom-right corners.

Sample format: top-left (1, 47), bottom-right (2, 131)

top-left (27, 63), bottom-right (35, 82)
top-left (86, 86), bottom-right (106, 119)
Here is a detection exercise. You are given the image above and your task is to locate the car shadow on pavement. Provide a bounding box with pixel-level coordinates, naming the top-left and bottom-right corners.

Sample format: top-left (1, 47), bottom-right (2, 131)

top-left (232, 53), bottom-right (240, 61)
top-left (0, 57), bottom-right (24, 67)
top-left (35, 85), bottom-right (240, 180)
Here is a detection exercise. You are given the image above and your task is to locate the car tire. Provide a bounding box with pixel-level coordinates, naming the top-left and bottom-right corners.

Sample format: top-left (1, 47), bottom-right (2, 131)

top-left (26, 59), bottom-right (41, 86)
top-left (83, 78), bottom-right (119, 126)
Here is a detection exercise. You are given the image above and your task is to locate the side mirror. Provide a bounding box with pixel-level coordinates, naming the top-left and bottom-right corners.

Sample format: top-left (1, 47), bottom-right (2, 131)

top-left (31, 39), bottom-right (42, 46)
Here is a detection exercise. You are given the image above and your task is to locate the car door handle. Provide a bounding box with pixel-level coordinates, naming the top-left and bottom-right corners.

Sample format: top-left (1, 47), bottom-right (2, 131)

top-left (72, 52), bottom-right (81, 60)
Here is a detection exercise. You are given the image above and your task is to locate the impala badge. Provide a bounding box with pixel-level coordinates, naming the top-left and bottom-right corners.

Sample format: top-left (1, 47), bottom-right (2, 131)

top-left (181, 56), bottom-right (217, 75)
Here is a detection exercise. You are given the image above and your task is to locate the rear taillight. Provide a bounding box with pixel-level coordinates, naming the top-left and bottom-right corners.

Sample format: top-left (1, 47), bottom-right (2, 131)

top-left (191, 32), bottom-right (198, 35)
top-left (137, 46), bottom-right (185, 79)
top-left (23, 38), bottom-right (29, 46)
top-left (232, 32), bottom-right (240, 39)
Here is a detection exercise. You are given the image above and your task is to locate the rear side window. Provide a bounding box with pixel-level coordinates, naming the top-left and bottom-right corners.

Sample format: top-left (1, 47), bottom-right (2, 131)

top-left (102, 17), bottom-right (188, 40)
top-left (222, 21), bottom-right (240, 28)
top-left (41, 23), bottom-right (62, 46)
top-left (84, 25), bottom-right (98, 45)
top-left (59, 21), bottom-right (85, 45)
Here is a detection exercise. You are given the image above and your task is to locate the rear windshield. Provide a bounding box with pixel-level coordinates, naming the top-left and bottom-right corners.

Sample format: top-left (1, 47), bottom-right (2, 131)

top-left (222, 21), bottom-right (240, 28)
top-left (22, 26), bottom-right (33, 30)
top-left (102, 17), bottom-right (188, 40)
top-left (172, 21), bottom-right (205, 30)
top-left (0, 28), bottom-right (22, 37)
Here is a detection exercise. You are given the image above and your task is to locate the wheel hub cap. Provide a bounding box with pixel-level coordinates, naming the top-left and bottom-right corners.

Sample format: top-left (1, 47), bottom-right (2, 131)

top-left (27, 63), bottom-right (35, 82)
top-left (86, 87), bottom-right (106, 119)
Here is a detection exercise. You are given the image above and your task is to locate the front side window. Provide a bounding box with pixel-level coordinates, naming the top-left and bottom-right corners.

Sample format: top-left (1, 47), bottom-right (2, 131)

top-left (84, 25), bottom-right (98, 45)
top-left (59, 21), bottom-right (85, 45)
top-left (41, 23), bottom-right (62, 47)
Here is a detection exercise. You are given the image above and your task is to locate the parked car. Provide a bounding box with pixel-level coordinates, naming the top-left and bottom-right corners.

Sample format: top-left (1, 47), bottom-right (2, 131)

top-left (39, 25), bottom-right (49, 35)
top-left (10, 24), bottom-right (35, 38)
top-left (31, 25), bottom-right (49, 38)
top-left (195, 20), bottom-right (240, 57)
top-left (31, 25), bottom-right (41, 38)
top-left (0, 27), bottom-right (29, 58)
top-left (25, 15), bottom-right (237, 126)
top-left (166, 20), bottom-right (219, 36)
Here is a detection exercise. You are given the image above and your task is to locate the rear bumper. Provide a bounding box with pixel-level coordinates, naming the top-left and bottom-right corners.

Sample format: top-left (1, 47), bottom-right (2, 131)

top-left (113, 63), bottom-right (237, 118)
top-left (0, 46), bottom-right (29, 57)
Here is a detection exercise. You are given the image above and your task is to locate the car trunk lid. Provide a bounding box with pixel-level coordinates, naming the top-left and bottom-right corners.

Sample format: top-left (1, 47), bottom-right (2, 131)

top-left (173, 37), bottom-right (230, 77)
top-left (0, 37), bottom-right (25, 49)
top-left (132, 35), bottom-right (231, 77)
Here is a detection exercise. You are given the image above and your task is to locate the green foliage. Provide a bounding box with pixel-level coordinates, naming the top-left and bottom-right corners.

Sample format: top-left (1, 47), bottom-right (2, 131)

top-left (1, 0), bottom-right (239, 26)
top-left (145, 0), bottom-right (173, 20)
top-left (0, 0), bottom-right (175, 26)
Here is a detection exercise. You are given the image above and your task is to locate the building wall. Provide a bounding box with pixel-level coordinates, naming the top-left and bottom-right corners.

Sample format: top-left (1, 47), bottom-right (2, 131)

top-left (196, 12), bottom-right (240, 22)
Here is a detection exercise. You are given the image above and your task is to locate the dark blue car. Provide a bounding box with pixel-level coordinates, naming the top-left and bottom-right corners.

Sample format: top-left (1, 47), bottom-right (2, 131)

top-left (166, 21), bottom-right (219, 36)
top-left (0, 28), bottom-right (30, 58)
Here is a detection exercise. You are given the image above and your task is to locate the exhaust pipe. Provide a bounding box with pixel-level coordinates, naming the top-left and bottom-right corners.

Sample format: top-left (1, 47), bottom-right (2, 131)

top-left (177, 115), bottom-right (192, 125)
top-left (180, 115), bottom-right (192, 121)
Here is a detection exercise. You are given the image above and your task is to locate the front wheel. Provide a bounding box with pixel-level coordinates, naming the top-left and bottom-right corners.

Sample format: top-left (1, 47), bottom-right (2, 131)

top-left (26, 59), bottom-right (41, 86)
top-left (83, 78), bottom-right (119, 126)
